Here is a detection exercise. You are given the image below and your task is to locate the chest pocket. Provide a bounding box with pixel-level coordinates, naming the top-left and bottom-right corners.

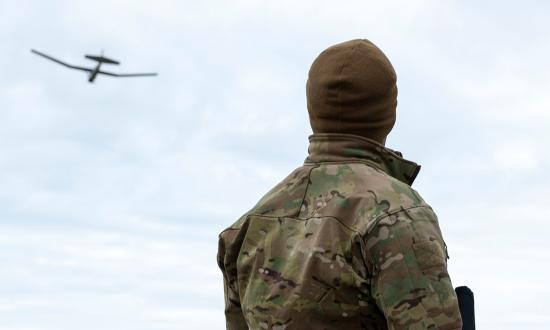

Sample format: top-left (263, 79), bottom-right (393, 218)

top-left (236, 215), bottom-right (365, 326)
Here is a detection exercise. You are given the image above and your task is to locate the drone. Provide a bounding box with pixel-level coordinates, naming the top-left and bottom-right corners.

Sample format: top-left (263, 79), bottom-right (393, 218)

top-left (31, 49), bottom-right (158, 83)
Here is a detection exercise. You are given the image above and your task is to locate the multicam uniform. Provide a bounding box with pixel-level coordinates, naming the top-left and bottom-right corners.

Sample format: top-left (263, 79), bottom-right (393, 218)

top-left (217, 133), bottom-right (462, 329)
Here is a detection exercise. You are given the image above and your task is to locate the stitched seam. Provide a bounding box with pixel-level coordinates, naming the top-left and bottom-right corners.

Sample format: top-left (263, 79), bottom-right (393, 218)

top-left (243, 213), bottom-right (360, 235)
top-left (303, 159), bottom-right (385, 172)
top-left (294, 164), bottom-right (319, 218)
top-left (219, 221), bottom-right (245, 237)
top-left (221, 195), bottom-right (429, 238)
top-left (303, 160), bottom-right (411, 187)
top-left (365, 205), bottom-right (432, 235)
top-left (218, 163), bottom-right (320, 238)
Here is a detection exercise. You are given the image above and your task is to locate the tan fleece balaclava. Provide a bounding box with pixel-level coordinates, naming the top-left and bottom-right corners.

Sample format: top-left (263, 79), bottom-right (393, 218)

top-left (306, 39), bottom-right (398, 145)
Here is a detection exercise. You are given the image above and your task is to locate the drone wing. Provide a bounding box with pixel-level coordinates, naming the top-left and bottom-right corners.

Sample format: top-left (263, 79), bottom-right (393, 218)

top-left (31, 49), bottom-right (92, 72)
top-left (98, 70), bottom-right (158, 78)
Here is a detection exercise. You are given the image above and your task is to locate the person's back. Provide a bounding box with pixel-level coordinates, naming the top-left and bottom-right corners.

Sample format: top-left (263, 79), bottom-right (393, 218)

top-left (217, 39), bottom-right (463, 330)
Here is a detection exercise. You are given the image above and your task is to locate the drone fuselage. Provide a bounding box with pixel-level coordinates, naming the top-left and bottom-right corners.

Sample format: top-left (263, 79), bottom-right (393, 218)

top-left (88, 63), bottom-right (102, 83)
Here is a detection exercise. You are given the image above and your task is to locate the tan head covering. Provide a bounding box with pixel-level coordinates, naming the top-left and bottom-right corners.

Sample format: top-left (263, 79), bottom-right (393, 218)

top-left (306, 39), bottom-right (398, 144)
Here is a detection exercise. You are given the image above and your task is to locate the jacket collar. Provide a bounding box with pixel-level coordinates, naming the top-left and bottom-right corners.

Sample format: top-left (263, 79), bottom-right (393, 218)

top-left (304, 133), bottom-right (421, 186)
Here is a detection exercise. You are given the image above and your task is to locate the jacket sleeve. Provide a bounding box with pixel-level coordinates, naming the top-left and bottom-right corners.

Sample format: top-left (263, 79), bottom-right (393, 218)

top-left (217, 231), bottom-right (249, 330)
top-left (364, 206), bottom-right (463, 330)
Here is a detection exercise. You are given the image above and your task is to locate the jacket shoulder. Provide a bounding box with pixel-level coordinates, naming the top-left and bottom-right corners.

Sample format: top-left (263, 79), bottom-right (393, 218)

top-left (219, 165), bottom-right (314, 234)
top-left (299, 162), bottom-right (430, 233)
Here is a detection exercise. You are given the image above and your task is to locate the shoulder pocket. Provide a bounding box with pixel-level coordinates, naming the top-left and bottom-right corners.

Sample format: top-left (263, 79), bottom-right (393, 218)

top-left (412, 239), bottom-right (447, 269)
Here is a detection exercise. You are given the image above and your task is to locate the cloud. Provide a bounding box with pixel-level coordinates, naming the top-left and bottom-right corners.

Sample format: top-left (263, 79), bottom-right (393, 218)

top-left (0, 224), bottom-right (223, 329)
top-left (1, 1), bottom-right (550, 329)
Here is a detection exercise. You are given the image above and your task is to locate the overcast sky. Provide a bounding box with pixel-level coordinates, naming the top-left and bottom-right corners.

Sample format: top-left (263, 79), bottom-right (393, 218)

top-left (1, 1), bottom-right (550, 329)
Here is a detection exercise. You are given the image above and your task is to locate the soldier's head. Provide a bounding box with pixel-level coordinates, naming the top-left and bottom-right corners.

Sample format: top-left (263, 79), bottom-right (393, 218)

top-left (306, 39), bottom-right (397, 145)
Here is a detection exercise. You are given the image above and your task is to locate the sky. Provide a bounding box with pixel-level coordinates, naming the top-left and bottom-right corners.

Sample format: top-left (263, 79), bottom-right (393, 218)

top-left (1, 0), bottom-right (550, 329)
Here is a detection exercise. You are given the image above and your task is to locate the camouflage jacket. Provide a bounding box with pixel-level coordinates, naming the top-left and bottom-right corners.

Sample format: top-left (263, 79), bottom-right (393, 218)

top-left (217, 133), bottom-right (462, 330)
